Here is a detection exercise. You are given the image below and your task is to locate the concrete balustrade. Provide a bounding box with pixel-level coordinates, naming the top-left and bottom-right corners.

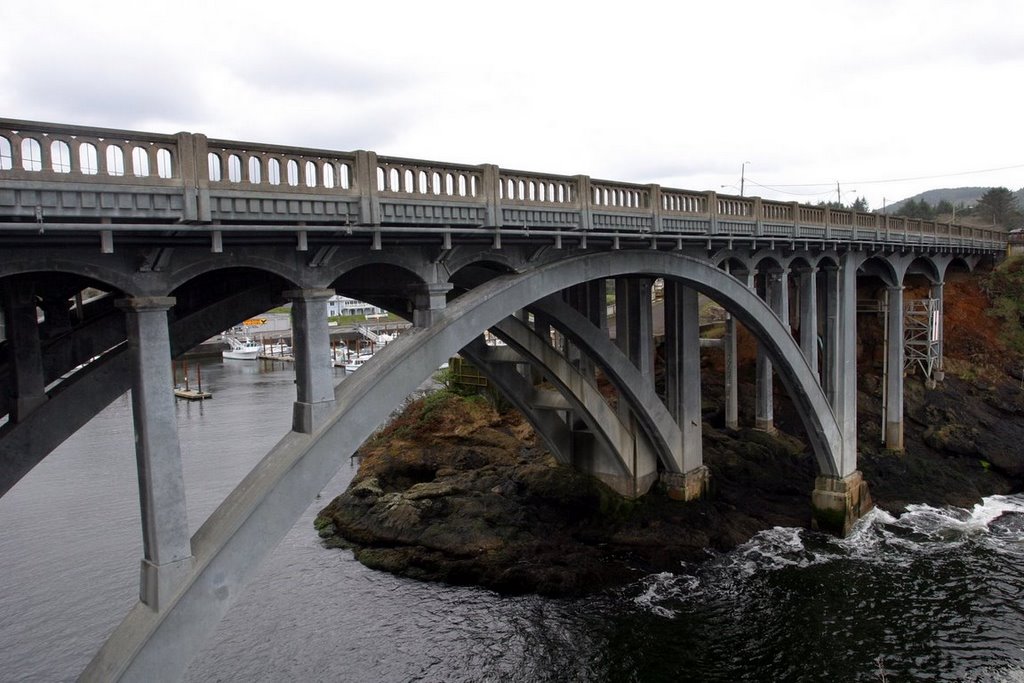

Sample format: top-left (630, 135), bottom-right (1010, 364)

top-left (0, 117), bottom-right (1006, 252)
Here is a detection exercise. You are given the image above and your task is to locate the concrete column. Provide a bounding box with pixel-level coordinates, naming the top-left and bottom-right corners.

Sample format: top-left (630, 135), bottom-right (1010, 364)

top-left (615, 278), bottom-right (654, 376)
top-left (116, 296), bottom-right (194, 610)
top-left (614, 277), bottom-right (653, 422)
top-left (822, 264), bottom-right (841, 408)
top-left (833, 254), bottom-right (859, 476)
top-left (411, 282), bottom-right (452, 328)
top-left (663, 281), bottom-right (683, 420)
top-left (885, 286), bottom-right (905, 451)
top-left (774, 268), bottom-right (791, 333)
top-left (2, 288), bottom-right (48, 421)
top-left (660, 281), bottom-right (708, 500)
top-left (931, 280), bottom-right (945, 382)
top-left (811, 254), bottom-right (871, 536)
top-left (756, 271), bottom-right (785, 433)
top-left (284, 288), bottom-right (336, 434)
top-left (798, 267), bottom-right (819, 377)
top-left (723, 314), bottom-right (739, 430)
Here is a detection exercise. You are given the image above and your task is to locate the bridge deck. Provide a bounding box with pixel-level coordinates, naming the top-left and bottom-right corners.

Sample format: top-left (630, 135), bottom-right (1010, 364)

top-left (0, 118), bottom-right (1005, 255)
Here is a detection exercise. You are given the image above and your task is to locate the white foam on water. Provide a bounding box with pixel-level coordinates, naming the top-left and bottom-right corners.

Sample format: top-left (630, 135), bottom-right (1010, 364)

top-left (631, 494), bottom-right (1024, 617)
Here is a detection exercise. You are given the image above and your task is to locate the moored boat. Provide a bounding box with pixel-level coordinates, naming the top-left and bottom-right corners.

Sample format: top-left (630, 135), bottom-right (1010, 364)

top-left (222, 335), bottom-right (261, 360)
top-left (343, 353), bottom-right (374, 373)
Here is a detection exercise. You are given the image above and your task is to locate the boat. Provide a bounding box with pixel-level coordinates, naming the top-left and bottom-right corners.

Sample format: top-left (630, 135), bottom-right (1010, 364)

top-left (343, 353), bottom-right (374, 373)
top-left (222, 335), bottom-right (261, 360)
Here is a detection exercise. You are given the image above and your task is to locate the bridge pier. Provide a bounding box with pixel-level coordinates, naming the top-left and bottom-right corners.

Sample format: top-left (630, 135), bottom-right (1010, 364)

top-left (1, 287), bottom-right (48, 421)
top-left (662, 281), bottom-right (708, 500)
top-left (723, 313), bottom-right (739, 430)
top-left (116, 297), bottom-right (194, 610)
top-left (755, 268), bottom-right (788, 433)
top-left (931, 280), bottom-right (945, 382)
top-left (885, 285), bottom-right (905, 451)
top-left (285, 289), bottom-right (336, 434)
top-left (798, 267), bottom-right (819, 376)
top-left (811, 470), bottom-right (873, 536)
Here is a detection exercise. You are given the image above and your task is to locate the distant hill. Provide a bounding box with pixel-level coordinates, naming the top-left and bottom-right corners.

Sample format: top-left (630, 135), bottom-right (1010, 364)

top-left (886, 186), bottom-right (1024, 214)
top-left (886, 187), bottom-right (992, 213)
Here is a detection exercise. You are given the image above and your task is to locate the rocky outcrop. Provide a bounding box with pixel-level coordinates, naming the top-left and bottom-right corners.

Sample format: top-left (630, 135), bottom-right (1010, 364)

top-left (317, 277), bottom-right (1024, 596)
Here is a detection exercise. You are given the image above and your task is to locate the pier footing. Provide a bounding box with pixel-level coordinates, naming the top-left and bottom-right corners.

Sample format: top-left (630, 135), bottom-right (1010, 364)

top-left (661, 466), bottom-right (710, 502)
top-left (811, 471), bottom-right (873, 536)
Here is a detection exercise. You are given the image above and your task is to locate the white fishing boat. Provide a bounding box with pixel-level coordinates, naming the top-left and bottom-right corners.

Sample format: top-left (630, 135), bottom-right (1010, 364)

top-left (343, 353), bottom-right (374, 373)
top-left (222, 335), bottom-right (261, 360)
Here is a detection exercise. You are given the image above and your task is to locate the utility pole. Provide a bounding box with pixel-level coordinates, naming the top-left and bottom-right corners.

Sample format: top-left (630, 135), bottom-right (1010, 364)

top-left (836, 181), bottom-right (841, 206)
top-left (740, 161), bottom-right (750, 197)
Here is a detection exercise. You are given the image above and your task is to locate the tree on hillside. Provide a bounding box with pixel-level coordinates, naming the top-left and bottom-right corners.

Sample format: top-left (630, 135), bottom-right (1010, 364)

top-left (900, 198), bottom-right (936, 220)
top-left (976, 187), bottom-right (1021, 227)
top-left (936, 199), bottom-right (955, 216)
top-left (851, 196), bottom-right (869, 212)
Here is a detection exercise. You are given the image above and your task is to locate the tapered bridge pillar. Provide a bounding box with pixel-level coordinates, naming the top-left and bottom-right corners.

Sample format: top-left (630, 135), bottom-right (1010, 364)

top-left (885, 285), bottom-right (905, 451)
top-left (662, 281), bottom-right (709, 500)
top-left (798, 267), bottom-right (819, 377)
top-left (285, 288), bottom-right (336, 434)
top-left (116, 296), bottom-right (194, 610)
top-left (2, 287), bottom-right (48, 421)
top-left (755, 268), bottom-right (788, 433)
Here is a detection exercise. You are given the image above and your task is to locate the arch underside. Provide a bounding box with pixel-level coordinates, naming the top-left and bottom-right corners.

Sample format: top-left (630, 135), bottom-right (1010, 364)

top-left (84, 249), bottom-right (845, 679)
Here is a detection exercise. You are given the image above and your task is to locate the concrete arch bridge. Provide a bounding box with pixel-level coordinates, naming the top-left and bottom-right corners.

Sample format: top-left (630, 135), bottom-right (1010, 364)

top-left (0, 119), bottom-right (1004, 680)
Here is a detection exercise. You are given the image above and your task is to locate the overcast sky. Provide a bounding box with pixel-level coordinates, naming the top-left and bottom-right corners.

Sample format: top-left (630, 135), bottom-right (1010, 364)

top-left (2, 0), bottom-right (1022, 211)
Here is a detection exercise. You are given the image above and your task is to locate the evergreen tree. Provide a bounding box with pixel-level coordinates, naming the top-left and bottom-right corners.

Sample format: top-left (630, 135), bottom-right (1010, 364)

top-left (935, 199), bottom-right (955, 216)
top-left (851, 196), bottom-right (869, 212)
top-left (976, 187), bottom-right (1021, 227)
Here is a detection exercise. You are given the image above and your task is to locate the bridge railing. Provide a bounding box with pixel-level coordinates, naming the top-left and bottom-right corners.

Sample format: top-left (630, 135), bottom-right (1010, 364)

top-left (0, 119), bottom-right (183, 186)
top-left (0, 118), bottom-right (1006, 251)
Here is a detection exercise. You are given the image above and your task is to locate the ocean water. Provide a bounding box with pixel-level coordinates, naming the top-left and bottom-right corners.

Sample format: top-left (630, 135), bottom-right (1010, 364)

top-left (0, 359), bottom-right (1021, 682)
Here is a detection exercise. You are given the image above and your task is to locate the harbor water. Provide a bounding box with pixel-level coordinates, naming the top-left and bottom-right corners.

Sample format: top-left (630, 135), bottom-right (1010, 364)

top-left (1, 359), bottom-right (1023, 682)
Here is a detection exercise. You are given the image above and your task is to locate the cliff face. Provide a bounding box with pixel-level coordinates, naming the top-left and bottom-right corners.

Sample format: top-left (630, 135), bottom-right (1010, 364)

top-left (317, 274), bottom-right (1024, 596)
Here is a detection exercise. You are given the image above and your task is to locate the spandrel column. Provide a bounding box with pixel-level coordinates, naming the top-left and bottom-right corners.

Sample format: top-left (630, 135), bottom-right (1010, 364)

top-left (2, 287), bottom-right (47, 421)
top-left (285, 288), bottom-right (336, 434)
top-left (755, 269), bottom-right (789, 433)
top-left (798, 267), bottom-right (819, 377)
top-left (885, 285), bottom-right (905, 451)
top-left (116, 296), bottom-right (194, 610)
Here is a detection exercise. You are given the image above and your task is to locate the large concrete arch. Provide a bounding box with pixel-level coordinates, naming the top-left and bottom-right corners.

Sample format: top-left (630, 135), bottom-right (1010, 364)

top-left (83, 249), bottom-right (845, 682)
top-left (0, 281), bottom-right (284, 497)
top-left (0, 255), bottom-right (142, 296)
top-left (164, 251), bottom-right (308, 293)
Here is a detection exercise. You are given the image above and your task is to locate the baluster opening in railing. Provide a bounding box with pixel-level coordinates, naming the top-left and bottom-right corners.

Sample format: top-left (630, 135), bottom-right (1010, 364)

top-left (21, 138), bottom-right (42, 171)
top-left (131, 146), bottom-right (149, 177)
top-left (323, 162), bottom-right (334, 189)
top-left (267, 158), bottom-right (281, 185)
top-left (286, 159), bottom-right (299, 187)
top-left (304, 160), bottom-right (316, 188)
top-left (51, 140), bottom-right (71, 173)
top-left (0, 136), bottom-right (11, 170)
top-left (80, 142), bottom-right (98, 175)
top-left (227, 154), bottom-right (242, 182)
top-left (105, 145), bottom-right (125, 176)
top-left (248, 156), bottom-right (261, 184)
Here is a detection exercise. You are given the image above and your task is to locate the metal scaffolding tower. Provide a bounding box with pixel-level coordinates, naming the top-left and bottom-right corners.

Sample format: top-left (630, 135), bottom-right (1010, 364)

top-left (904, 298), bottom-right (940, 379)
